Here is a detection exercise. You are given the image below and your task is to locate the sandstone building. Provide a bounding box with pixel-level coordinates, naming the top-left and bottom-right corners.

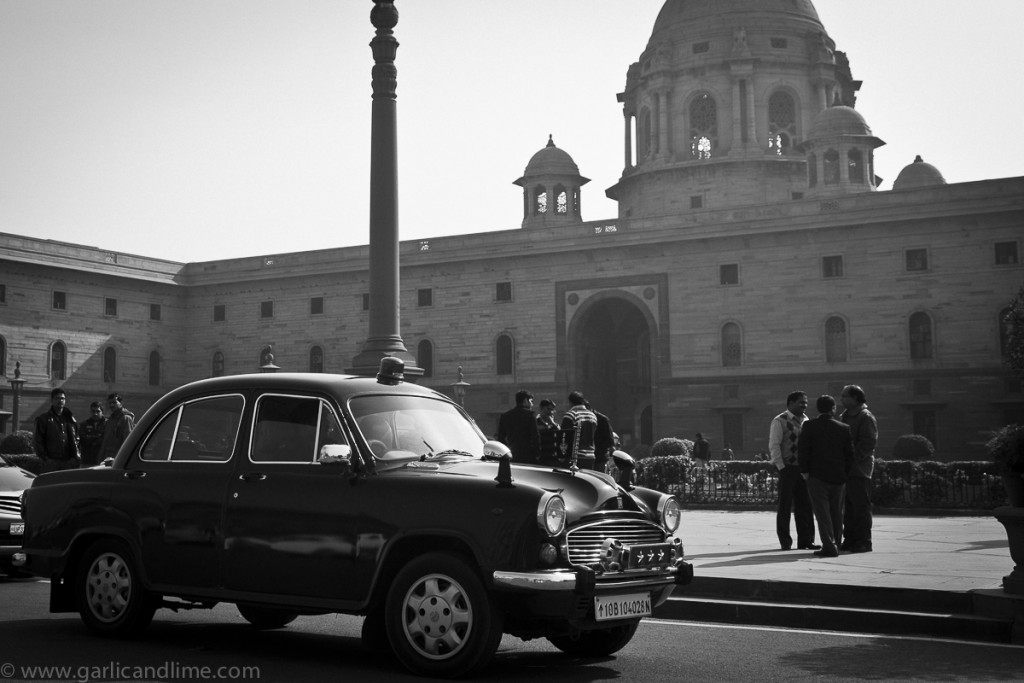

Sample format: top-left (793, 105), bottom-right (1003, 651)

top-left (1, 0), bottom-right (1022, 459)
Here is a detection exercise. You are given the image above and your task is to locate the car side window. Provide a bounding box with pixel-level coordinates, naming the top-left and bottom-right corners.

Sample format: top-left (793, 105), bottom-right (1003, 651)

top-left (140, 394), bottom-right (243, 462)
top-left (252, 394), bottom-right (346, 464)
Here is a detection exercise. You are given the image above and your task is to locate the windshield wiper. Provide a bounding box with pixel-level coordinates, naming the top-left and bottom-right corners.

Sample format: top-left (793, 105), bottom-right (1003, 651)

top-left (421, 448), bottom-right (474, 461)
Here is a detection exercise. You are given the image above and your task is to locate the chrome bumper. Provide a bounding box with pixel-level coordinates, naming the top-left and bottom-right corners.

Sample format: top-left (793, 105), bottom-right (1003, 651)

top-left (493, 561), bottom-right (692, 591)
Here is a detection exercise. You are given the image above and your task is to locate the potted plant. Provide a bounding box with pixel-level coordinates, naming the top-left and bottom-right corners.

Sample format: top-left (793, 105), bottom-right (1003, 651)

top-left (987, 424), bottom-right (1024, 594)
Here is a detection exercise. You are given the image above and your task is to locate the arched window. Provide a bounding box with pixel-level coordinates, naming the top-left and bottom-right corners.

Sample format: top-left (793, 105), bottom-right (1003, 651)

top-left (825, 317), bottom-right (848, 363)
top-left (149, 351), bottom-right (161, 386)
top-left (417, 339), bottom-right (434, 378)
top-left (50, 341), bottom-right (67, 380)
top-left (807, 153), bottom-right (817, 188)
top-left (533, 185), bottom-right (547, 215)
top-left (212, 351), bottom-right (225, 377)
top-left (639, 108), bottom-right (652, 159)
top-left (848, 148), bottom-right (864, 183)
top-left (103, 347), bottom-right (116, 383)
top-left (309, 345), bottom-right (324, 373)
top-left (768, 91), bottom-right (796, 155)
top-left (909, 312), bottom-right (934, 359)
top-left (554, 185), bottom-right (568, 214)
top-left (689, 94), bottom-right (717, 160)
top-left (496, 334), bottom-right (514, 376)
top-left (721, 323), bottom-right (742, 367)
top-left (1000, 307), bottom-right (1015, 358)
top-left (823, 149), bottom-right (840, 185)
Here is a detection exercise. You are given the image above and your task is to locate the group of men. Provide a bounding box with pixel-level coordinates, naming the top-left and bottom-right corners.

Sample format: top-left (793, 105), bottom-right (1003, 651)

top-left (33, 387), bottom-right (135, 471)
top-left (496, 389), bottom-right (615, 470)
top-left (769, 385), bottom-right (878, 558)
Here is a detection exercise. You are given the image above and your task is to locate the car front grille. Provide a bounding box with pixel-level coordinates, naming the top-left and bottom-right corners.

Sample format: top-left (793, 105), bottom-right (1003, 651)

top-left (565, 519), bottom-right (666, 565)
top-left (0, 493), bottom-right (21, 516)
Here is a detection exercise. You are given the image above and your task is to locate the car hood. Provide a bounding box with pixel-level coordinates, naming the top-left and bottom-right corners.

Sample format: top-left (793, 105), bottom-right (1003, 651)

top-left (0, 464), bottom-right (35, 492)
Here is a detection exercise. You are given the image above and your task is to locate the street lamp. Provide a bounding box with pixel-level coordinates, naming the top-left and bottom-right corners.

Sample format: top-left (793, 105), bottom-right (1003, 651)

top-left (451, 366), bottom-right (471, 407)
top-left (9, 362), bottom-right (26, 433)
top-left (259, 353), bottom-right (280, 374)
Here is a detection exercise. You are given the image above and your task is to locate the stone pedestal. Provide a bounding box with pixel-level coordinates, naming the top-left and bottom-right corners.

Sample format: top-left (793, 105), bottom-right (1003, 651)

top-left (994, 506), bottom-right (1024, 595)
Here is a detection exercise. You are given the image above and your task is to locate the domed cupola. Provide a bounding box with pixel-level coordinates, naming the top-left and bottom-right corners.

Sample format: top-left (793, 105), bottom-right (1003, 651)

top-left (800, 102), bottom-right (884, 197)
top-left (607, 0), bottom-right (863, 224)
top-left (513, 135), bottom-right (590, 229)
top-left (893, 155), bottom-right (947, 190)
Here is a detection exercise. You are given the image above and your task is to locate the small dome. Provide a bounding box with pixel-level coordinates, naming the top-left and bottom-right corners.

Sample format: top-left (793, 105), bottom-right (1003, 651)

top-left (808, 105), bottom-right (873, 139)
top-left (522, 135), bottom-right (581, 177)
top-left (893, 155), bottom-right (947, 190)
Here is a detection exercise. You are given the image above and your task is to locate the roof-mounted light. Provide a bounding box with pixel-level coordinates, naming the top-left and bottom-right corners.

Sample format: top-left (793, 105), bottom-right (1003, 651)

top-left (376, 357), bottom-right (405, 385)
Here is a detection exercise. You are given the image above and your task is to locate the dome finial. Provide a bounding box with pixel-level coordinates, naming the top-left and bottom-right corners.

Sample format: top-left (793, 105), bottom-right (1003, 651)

top-left (913, 155), bottom-right (924, 163)
top-left (546, 134), bottom-right (555, 148)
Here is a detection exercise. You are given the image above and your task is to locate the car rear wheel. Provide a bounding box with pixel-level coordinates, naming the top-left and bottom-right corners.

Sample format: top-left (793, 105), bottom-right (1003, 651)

top-left (385, 552), bottom-right (502, 678)
top-left (76, 538), bottom-right (157, 637)
top-left (547, 621), bottom-right (640, 657)
top-left (236, 605), bottom-right (298, 629)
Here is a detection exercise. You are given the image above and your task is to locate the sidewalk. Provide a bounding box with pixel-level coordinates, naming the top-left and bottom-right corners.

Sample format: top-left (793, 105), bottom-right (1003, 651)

top-left (677, 509), bottom-right (1012, 593)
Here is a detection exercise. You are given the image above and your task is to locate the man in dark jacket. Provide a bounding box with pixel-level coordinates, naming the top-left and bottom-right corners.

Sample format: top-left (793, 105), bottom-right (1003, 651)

top-left (589, 403), bottom-right (615, 473)
top-left (496, 390), bottom-right (540, 464)
top-left (839, 384), bottom-right (878, 553)
top-left (78, 401), bottom-right (107, 466)
top-left (99, 393), bottom-right (135, 461)
top-left (798, 395), bottom-right (855, 558)
top-left (34, 387), bottom-right (81, 471)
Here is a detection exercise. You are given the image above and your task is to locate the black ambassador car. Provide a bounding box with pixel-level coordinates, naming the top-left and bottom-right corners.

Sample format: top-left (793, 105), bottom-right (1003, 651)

top-left (17, 359), bottom-right (691, 678)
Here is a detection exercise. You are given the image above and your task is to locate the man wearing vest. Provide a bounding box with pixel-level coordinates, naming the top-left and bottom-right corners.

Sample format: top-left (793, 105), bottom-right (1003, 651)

top-left (769, 390), bottom-right (819, 551)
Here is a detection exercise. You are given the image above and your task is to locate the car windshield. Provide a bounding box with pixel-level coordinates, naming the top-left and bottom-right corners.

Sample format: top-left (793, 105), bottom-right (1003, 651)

top-left (349, 394), bottom-right (485, 460)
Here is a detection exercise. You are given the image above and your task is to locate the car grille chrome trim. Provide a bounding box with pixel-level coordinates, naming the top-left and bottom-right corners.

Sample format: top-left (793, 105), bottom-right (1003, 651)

top-left (565, 519), bottom-right (665, 566)
top-left (0, 493), bottom-right (21, 515)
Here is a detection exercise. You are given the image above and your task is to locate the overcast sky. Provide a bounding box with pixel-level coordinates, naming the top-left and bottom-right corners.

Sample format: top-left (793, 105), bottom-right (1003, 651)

top-left (2, 0), bottom-right (1022, 264)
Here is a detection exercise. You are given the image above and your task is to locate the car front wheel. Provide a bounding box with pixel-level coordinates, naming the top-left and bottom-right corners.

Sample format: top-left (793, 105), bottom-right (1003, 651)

top-left (385, 552), bottom-right (503, 678)
top-left (76, 538), bottom-right (157, 637)
top-left (547, 621), bottom-right (640, 657)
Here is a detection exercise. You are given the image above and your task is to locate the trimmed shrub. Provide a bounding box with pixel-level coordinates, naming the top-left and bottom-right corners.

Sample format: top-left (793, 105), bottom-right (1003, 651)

top-left (892, 434), bottom-right (934, 461)
top-left (651, 437), bottom-right (692, 459)
top-left (0, 430), bottom-right (34, 455)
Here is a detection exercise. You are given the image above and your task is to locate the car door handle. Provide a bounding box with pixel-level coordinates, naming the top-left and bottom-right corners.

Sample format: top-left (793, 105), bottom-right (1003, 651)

top-left (239, 472), bottom-right (267, 482)
top-left (124, 471), bottom-right (146, 480)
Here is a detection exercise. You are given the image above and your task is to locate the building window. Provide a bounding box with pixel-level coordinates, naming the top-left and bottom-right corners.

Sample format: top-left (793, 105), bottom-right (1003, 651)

top-left (848, 148), bottom-right (864, 183)
top-left (767, 91), bottom-right (796, 155)
top-left (555, 185), bottom-right (568, 214)
top-left (906, 248), bottom-right (928, 271)
top-left (0, 284), bottom-right (5, 304)
top-left (213, 304), bottom-right (226, 322)
top-left (212, 351), bottom-right (225, 377)
top-left (149, 351), bottom-right (161, 386)
top-left (692, 41), bottom-right (709, 54)
top-left (533, 185), bottom-right (547, 215)
top-left (720, 264), bottom-right (739, 285)
top-left (722, 413), bottom-right (744, 451)
top-left (770, 37), bottom-right (788, 49)
top-left (822, 255), bottom-right (844, 278)
top-left (823, 149), bottom-right (840, 184)
top-left (825, 316), bottom-right (848, 363)
top-left (909, 312), bottom-right (934, 359)
top-left (495, 282), bottom-right (512, 302)
top-left (417, 288), bottom-right (433, 307)
top-left (362, 293), bottom-right (370, 311)
top-left (721, 323), bottom-right (742, 367)
top-left (913, 410), bottom-right (937, 449)
top-left (496, 334), bottom-right (514, 376)
top-left (50, 341), bottom-right (67, 380)
top-left (103, 347), bottom-right (116, 383)
top-left (690, 195), bottom-right (703, 209)
top-left (995, 241), bottom-right (1019, 265)
top-left (417, 339), bottom-right (434, 378)
top-left (309, 346), bottom-right (324, 373)
top-left (310, 297), bottom-right (324, 315)
top-left (791, 192), bottom-right (804, 200)
top-left (260, 301), bottom-right (274, 318)
top-left (689, 93), bottom-right (717, 160)
top-left (105, 298), bottom-right (117, 317)
top-left (807, 153), bottom-right (817, 188)
top-left (0, 336), bottom-right (5, 377)
top-left (150, 303), bottom-right (161, 321)
top-left (53, 291), bottom-right (66, 310)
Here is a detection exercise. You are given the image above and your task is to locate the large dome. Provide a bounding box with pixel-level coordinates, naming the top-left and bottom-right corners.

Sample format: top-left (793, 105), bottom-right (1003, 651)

top-left (648, 0), bottom-right (824, 48)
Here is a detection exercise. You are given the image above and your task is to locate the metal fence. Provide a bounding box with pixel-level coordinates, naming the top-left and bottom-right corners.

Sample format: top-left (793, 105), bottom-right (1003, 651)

top-left (632, 457), bottom-right (1013, 511)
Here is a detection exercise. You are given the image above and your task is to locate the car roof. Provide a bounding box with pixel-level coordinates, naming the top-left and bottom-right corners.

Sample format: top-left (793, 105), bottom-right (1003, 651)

top-left (160, 372), bottom-right (447, 403)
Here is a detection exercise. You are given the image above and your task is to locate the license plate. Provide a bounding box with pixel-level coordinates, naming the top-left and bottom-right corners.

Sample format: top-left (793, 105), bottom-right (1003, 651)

top-left (594, 592), bottom-right (651, 622)
top-left (10, 522), bottom-right (24, 536)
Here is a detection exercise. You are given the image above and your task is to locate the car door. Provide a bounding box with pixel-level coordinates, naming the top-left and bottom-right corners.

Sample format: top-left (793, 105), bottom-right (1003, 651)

top-left (114, 393), bottom-right (244, 591)
top-left (223, 393), bottom-right (387, 606)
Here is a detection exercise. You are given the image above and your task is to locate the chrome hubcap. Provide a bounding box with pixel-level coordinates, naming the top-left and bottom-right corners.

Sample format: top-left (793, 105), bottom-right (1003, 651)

top-left (402, 574), bottom-right (472, 660)
top-left (86, 552), bottom-right (132, 623)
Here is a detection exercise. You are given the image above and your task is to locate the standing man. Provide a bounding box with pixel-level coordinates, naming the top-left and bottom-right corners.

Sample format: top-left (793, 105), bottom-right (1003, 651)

top-left (496, 390), bottom-right (540, 464)
top-left (840, 384), bottom-right (878, 553)
top-left (100, 393), bottom-right (135, 461)
top-left (78, 401), bottom-right (107, 466)
top-left (561, 391), bottom-right (598, 470)
top-left (693, 433), bottom-right (711, 465)
top-left (798, 395), bottom-right (854, 558)
top-left (536, 399), bottom-right (559, 431)
top-left (536, 399), bottom-right (561, 464)
top-left (34, 387), bottom-right (81, 472)
top-left (590, 403), bottom-right (615, 473)
top-left (769, 391), bottom-right (818, 551)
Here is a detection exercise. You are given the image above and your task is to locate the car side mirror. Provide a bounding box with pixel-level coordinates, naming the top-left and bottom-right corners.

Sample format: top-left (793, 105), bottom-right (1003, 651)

top-left (101, 457), bottom-right (114, 468)
top-left (318, 444), bottom-right (353, 469)
top-left (482, 440), bottom-right (512, 462)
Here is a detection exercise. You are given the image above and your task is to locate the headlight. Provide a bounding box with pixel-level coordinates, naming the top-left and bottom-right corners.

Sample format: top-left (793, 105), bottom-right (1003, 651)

top-left (658, 495), bottom-right (681, 533)
top-left (537, 493), bottom-right (566, 537)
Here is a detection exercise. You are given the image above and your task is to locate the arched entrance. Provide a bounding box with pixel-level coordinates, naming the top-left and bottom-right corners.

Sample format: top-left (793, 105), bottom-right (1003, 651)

top-left (568, 294), bottom-right (654, 446)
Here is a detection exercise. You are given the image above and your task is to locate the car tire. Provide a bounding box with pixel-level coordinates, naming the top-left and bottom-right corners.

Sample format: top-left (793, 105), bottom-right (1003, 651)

top-left (547, 621), bottom-right (640, 657)
top-left (385, 552), bottom-right (503, 678)
top-left (76, 538), bottom-right (157, 637)
top-left (236, 604), bottom-right (298, 629)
